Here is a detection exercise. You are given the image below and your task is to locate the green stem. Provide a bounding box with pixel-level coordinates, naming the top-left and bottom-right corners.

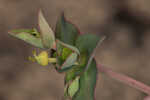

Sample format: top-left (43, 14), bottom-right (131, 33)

top-left (48, 58), bottom-right (57, 63)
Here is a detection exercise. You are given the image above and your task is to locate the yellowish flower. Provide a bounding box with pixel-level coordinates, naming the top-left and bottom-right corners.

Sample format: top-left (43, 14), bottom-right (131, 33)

top-left (34, 51), bottom-right (49, 66)
top-left (29, 50), bottom-right (56, 66)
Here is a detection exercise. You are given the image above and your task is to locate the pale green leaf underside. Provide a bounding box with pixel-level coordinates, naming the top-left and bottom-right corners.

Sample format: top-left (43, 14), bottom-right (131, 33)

top-left (9, 32), bottom-right (44, 48)
top-left (38, 10), bottom-right (55, 49)
top-left (68, 77), bottom-right (80, 97)
top-left (61, 52), bottom-right (78, 69)
top-left (10, 28), bottom-right (40, 38)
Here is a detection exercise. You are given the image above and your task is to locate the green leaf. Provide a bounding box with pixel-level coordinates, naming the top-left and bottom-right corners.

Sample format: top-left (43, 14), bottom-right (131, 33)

top-left (57, 40), bottom-right (80, 55)
top-left (75, 34), bottom-right (100, 55)
top-left (9, 31), bottom-right (44, 48)
top-left (85, 36), bottom-right (105, 71)
top-left (65, 68), bottom-right (77, 84)
top-left (62, 48), bottom-right (72, 60)
top-left (68, 76), bottom-right (80, 98)
top-left (61, 52), bottom-right (78, 69)
top-left (64, 52), bottom-right (97, 100)
top-left (64, 53), bottom-right (88, 86)
top-left (72, 34), bottom-right (105, 100)
top-left (55, 40), bottom-right (80, 72)
top-left (10, 28), bottom-right (41, 38)
top-left (73, 60), bottom-right (97, 100)
top-left (38, 10), bottom-right (55, 49)
top-left (55, 13), bottom-right (79, 45)
top-left (64, 64), bottom-right (84, 84)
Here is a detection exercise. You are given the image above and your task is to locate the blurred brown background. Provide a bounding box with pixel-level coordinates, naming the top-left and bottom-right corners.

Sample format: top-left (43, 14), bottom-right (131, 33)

top-left (1, 0), bottom-right (150, 100)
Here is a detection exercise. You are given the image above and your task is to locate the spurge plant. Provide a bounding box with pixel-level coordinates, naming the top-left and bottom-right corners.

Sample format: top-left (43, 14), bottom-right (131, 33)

top-left (9, 10), bottom-right (150, 100)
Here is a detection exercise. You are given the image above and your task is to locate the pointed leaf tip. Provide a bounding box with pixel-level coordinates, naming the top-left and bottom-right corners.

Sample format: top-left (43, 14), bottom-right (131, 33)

top-left (55, 12), bottom-right (79, 45)
top-left (38, 10), bottom-right (55, 49)
top-left (8, 30), bottom-right (44, 48)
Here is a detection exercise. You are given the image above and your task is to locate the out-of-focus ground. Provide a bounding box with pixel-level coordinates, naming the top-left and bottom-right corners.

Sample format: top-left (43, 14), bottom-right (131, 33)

top-left (0, 0), bottom-right (150, 100)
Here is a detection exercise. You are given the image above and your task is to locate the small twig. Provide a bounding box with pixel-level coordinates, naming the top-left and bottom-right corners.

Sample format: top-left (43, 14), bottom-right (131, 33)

top-left (144, 96), bottom-right (150, 100)
top-left (96, 63), bottom-right (150, 95)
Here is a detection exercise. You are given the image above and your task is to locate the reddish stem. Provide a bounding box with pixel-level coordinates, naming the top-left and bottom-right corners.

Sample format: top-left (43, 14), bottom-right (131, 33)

top-left (96, 63), bottom-right (150, 95)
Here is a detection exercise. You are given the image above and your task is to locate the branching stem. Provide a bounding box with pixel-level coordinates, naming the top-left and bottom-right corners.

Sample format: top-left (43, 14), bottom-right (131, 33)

top-left (96, 63), bottom-right (150, 95)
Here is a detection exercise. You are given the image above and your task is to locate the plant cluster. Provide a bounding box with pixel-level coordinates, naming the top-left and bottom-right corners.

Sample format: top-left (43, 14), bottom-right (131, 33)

top-left (9, 10), bottom-right (150, 100)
